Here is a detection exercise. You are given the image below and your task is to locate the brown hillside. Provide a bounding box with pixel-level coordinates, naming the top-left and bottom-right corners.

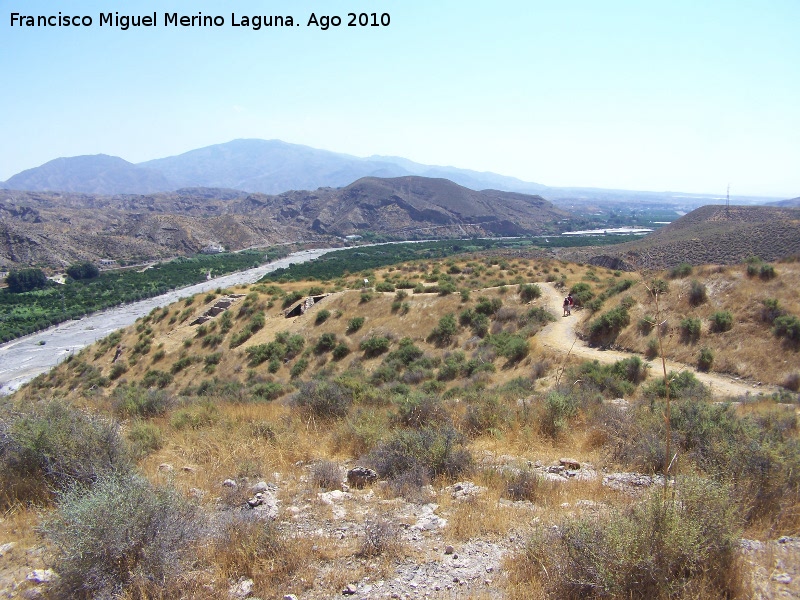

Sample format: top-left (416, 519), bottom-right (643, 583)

top-left (5, 254), bottom-right (800, 599)
top-left (0, 177), bottom-right (570, 268)
top-left (559, 205), bottom-right (800, 269)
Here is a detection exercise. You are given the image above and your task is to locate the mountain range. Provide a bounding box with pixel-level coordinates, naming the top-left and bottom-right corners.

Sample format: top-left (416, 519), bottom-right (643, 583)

top-left (3, 139), bottom-right (548, 197)
top-left (3, 139), bottom-right (788, 208)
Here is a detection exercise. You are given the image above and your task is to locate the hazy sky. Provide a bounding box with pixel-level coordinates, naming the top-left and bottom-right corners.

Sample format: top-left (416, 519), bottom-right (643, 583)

top-left (2, 0), bottom-right (798, 197)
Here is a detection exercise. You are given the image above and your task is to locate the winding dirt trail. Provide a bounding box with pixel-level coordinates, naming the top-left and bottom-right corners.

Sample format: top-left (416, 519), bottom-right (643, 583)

top-left (536, 282), bottom-right (779, 399)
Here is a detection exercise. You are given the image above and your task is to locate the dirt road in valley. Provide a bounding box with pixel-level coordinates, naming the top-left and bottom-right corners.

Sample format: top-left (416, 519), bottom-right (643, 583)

top-left (536, 282), bottom-right (779, 399)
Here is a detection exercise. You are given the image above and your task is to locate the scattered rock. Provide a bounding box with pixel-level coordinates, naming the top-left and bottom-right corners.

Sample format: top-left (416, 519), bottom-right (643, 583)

top-left (342, 583), bottom-right (357, 595)
top-left (250, 481), bottom-right (274, 494)
top-left (413, 504), bottom-right (447, 531)
top-left (602, 472), bottom-right (665, 495)
top-left (448, 481), bottom-right (486, 500)
top-left (559, 457), bottom-right (580, 470)
top-left (26, 569), bottom-right (57, 584)
top-left (181, 465), bottom-right (197, 473)
top-left (247, 490), bottom-right (279, 519)
top-left (0, 542), bottom-right (16, 556)
top-left (318, 490), bottom-right (352, 505)
top-left (222, 479), bottom-right (238, 488)
top-left (158, 463), bottom-right (174, 472)
top-left (228, 577), bottom-right (254, 598)
top-left (283, 595), bottom-right (298, 600)
top-left (773, 573), bottom-right (792, 584)
top-left (346, 466), bottom-right (378, 488)
top-left (444, 545), bottom-right (454, 555)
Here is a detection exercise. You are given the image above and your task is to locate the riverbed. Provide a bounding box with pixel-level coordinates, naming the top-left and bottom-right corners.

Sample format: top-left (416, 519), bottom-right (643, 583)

top-left (0, 248), bottom-right (336, 395)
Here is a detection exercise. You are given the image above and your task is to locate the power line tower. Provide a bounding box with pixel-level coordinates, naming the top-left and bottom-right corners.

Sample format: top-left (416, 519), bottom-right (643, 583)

top-left (726, 183), bottom-right (730, 216)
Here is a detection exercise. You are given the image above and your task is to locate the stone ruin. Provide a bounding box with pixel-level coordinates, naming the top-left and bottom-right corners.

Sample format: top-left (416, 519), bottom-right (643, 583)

top-left (189, 294), bottom-right (246, 326)
top-left (284, 294), bottom-right (328, 318)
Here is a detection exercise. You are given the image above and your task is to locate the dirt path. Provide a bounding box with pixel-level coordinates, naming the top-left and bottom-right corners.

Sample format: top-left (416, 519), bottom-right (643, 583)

top-left (536, 282), bottom-right (778, 399)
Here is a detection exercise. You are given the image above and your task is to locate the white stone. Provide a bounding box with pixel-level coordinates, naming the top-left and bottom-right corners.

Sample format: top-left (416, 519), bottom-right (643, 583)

top-left (228, 577), bottom-right (254, 598)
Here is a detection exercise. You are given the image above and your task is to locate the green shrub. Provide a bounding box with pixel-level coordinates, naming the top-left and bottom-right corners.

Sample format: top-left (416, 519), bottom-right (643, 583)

top-left (774, 314), bottom-right (800, 344)
top-left (688, 280), bottom-right (707, 306)
top-left (375, 282), bottom-right (395, 292)
top-left (518, 283), bottom-right (542, 302)
top-left (638, 315), bottom-right (655, 335)
top-left (332, 343), bottom-right (351, 361)
top-left (360, 336), bottom-right (391, 357)
top-left (463, 395), bottom-right (511, 436)
top-left (360, 292), bottom-right (373, 303)
top-left (290, 357), bottom-right (309, 379)
top-left (588, 306), bottom-right (630, 345)
top-left (142, 369), bottom-right (173, 389)
top-left (428, 313), bottom-right (458, 346)
top-left (475, 296), bottom-right (503, 316)
top-left (644, 370), bottom-right (709, 400)
top-left (292, 380), bottom-right (354, 418)
top-left (570, 357), bottom-right (649, 398)
top-left (515, 477), bottom-right (741, 599)
top-left (367, 426), bottom-right (473, 483)
top-left (112, 385), bottom-right (173, 418)
top-left (394, 394), bottom-right (451, 429)
top-left (710, 310), bottom-right (733, 333)
top-left (698, 347), bottom-right (714, 371)
top-left (0, 401), bottom-right (130, 502)
top-left (315, 309), bottom-right (331, 325)
top-left (109, 363), bottom-right (128, 380)
top-left (670, 262), bottom-right (693, 278)
top-left (680, 317), bottom-right (702, 342)
top-left (315, 332), bottom-right (338, 353)
top-left (540, 390), bottom-right (579, 438)
top-left (347, 316), bottom-right (365, 333)
top-left (761, 298), bottom-right (784, 324)
top-left (250, 381), bottom-right (285, 401)
top-left (127, 421), bottom-right (163, 459)
top-left (569, 282), bottom-right (594, 306)
top-left (41, 473), bottom-right (200, 599)
top-left (760, 263), bottom-right (777, 280)
top-left (169, 403), bottom-right (219, 430)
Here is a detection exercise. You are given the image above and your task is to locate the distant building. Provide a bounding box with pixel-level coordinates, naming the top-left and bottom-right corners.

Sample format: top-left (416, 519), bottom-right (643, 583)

top-left (99, 259), bottom-right (117, 266)
top-left (201, 243), bottom-right (225, 254)
top-left (344, 235), bottom-right (362, 241)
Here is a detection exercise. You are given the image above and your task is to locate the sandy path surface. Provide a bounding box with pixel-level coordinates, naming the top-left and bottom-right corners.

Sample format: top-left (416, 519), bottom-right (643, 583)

top-left (536, 282), bottom-right (778, 399)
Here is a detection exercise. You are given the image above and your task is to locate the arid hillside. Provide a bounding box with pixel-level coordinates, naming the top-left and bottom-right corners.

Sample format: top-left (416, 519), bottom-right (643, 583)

top-left (559, 204), bottom-right (800, 269)
top-left (2, 252), bottom-right (799, 599)
top-left (0, 177), bottom-right (569, 268)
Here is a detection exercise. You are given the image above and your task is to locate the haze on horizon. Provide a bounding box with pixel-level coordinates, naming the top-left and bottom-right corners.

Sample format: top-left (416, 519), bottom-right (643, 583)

top-left (1, 0), bottom-right (798, 198)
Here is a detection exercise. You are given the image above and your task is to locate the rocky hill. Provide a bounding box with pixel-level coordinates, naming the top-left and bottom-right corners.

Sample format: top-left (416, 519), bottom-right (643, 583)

top-left (0, 177), bottom-right (568, 268)
top-left (3, 155), bottom-right (175, 195)
top-left (560, 204), bottom-right (800, 269)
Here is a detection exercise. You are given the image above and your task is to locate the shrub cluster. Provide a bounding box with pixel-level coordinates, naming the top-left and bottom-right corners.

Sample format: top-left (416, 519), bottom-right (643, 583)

top-left (512, 478), bottom-right (741, 599)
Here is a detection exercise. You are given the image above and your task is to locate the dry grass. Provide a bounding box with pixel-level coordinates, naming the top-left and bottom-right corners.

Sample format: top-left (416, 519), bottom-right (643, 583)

top-left (5, 254), bottom-right (798, 598)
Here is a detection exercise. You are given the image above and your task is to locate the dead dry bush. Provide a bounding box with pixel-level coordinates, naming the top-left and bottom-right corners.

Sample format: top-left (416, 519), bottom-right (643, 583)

top-left (506, 477), bottom-right (743, 600)
top-left (211, 512), bottom-right (309, 594)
